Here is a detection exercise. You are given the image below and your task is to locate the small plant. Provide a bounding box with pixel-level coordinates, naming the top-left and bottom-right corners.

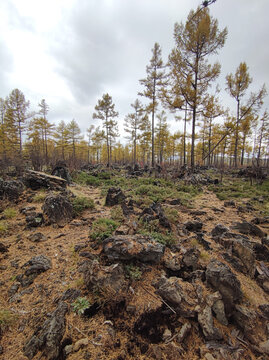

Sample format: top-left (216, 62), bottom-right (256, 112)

top-left (90, 218), bottom-right (118, 242)
top-left (110, 206), bottom-right (124, 223)
top-left (3, 208), bottom-right (17, 219)
top-left (32, 190), bottom-right (47, 203)
top-left (0, 309), bottom-right (18, 332)
top-left (125, 264), bottom-right (142, 281)
top-left (85, 176), bottom-right (100, 187)
top-left (72, 196), bottom-right (95, 216)
top-left (163, 207), bottom-right (179, 224)
top-left (0, 221), bottom-right (8, 234)
top-left (72, 297), bottom-right (90, 315)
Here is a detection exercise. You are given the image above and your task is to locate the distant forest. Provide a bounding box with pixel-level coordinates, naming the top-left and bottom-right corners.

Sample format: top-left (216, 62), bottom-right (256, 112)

top-left (0, 6), bottom-right (268, 171)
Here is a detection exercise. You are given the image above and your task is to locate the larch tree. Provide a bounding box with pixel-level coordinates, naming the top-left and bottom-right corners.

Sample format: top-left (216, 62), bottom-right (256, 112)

top-left (124, 99), bottom-right (144, 165)
top-left (257, 110), bottom-right (269, 165)
top-left (168, 7), bottom-right (227, 167)
top-left (67, 119), bottom-right (83, 163)
top-left (139, 43), bottom-right (167, 167)
top-left (87, 124), bottom-right (95, 163)
top-left (93, 93), bottom-right (119, 167)
top-left (54, 120), bottom-right (69, 160)
top-left (6, 89), bottom-right (31, 158)
top-left (155, 110), bottom-right (169, 164)
top-left (226, 62), bottom-right (266, 167)
top-left (91, 126), bottom-right (105, 163)
top-left (38, 99), bottom-right (52, 165)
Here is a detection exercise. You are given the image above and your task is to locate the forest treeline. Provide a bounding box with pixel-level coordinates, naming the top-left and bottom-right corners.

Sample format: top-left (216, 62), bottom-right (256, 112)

top-left (0, 6), bottom-right (268, 171)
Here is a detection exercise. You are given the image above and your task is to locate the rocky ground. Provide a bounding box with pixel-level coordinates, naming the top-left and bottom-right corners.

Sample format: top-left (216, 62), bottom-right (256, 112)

top-left (0, 168), bottom-right (269, 360)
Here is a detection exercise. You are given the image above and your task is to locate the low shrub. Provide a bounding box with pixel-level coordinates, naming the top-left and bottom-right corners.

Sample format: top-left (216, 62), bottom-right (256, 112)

top-left (90, 218), bottom-right (118, 242)
top-left (3, 208), bottom-right (17, 219)
top-left (72, 297), bottom-right (90, 315)
top-left (0, 221), bottom-right (8, 234)
top-left (72, 196), bottom-right (95, 216)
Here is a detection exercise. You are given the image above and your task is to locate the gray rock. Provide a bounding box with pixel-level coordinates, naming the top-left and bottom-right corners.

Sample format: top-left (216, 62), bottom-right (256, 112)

top-left (183, 247), bottom-right (200, 270)
top-left (212, 299), bottom-right (228, 326)
top-left (24, 301), bottom-right (68, 360)
top-left (252, 243), bottom-right (269, 261)
top-left (0, 178), bottom-right (24, 201)
top-left (211, 224), bottom-right (229, 237)
top-left (184, 221), bottom-right (203, 232)
top-left (83, 260), bottom-right (127, 294)
top-left (103, 235), bottom-right (165, 263)
top-left (26, 212), bottom-right (44, 228)
top-left (231, 221), bottom-right (265, 238)
top-left (233, 305), bottom-right (257, 343)
top-left (155, 276), bottom-right (197, 317)
top-left (42, 194), bottom-right (73, 226)
top-left (27, 232), bottom-right (47, 242)
top-left (206, 259), bottom-right (242, 316)
top-left (232, 239), bottom-right (255, 277)
top-left (23, 255), bottom-right (52, 276)
top-left (0, 242), bottom-right (8, 253)
top-left (176, 322), bottom-right (191, 343)
top-left (105, 187), bottom-right (126, 206)
top-left (198, 305), bottom-right (222, 340)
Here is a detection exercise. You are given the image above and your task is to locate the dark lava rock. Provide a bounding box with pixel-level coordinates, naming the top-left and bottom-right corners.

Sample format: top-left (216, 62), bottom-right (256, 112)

top-left (83, 260), bottom-right (127, 294)
top-left (61, 288), bottom-right (81, 302)
top-left (198, 305), bottom-right (222, 340)
top-left (211, 224), bottom-right (229, 237)
top-left (259, 304), bottom-right (269, 319)
top-left (252, 243), bottom-right (269, 261)
top-left (233, 305), bottom-right (258, 343)
top-left (0, 178), bottom-right (24, 201)
top-left (206, 259), bottom-right (242, 316)
top-left (184, 221), bottom-right (203, 232)
top-left (18, 255), bottom-right (52, 287)
top-left (42, 194), bottom-right (73, 226)
top-left (224, 200), bottom-right (236, 207)
top-left (51, 162), bottom-right (72, 184)
top-left (183, 247), bottom-right (200, 270)
top-left (26, 212), bottom-right (44, 228)
top-left (23, 170), bottom-right (67, 190)
top-left (23, 255), bottom-right (52, 276)
top-left (232, 239), bottom-right (256, 277)
top-left (231, 221), bottom-right (265, 238)
top-left (24, 301), bottom-right (68, 360)
top-left (105, 187), bottom-right (126, 206)
top-left (0, 242), bottom-right (8, 253)
top-left (154, 276), bottom-right (198, 317)
top-left (27, 232), bottom-right (47, 242)
top-left (103, 235), bottom-right (165, 263)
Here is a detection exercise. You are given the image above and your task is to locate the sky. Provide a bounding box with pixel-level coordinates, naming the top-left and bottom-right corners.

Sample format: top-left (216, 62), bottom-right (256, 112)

top-left (0, 0), bottom-right (269, 142)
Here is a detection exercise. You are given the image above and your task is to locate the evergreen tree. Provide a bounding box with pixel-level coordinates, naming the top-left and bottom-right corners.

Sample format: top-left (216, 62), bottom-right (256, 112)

top-left (93, 93), bottom-right (119, 167)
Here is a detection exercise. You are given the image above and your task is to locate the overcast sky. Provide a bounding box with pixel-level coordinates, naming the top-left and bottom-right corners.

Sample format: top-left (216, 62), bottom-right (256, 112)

top-left (0, 0), bottom-right (269, 141)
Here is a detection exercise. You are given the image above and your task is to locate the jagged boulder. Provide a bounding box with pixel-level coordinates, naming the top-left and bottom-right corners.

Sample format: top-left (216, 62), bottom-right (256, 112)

top-left (184, 221), bottom-right (203, 232)
top-left (198, 305), bottom-right (222, 340)
top-left (25, 212), bottom-right (44, 228)
top-left (211, 224), bottom-right (229, 237)
top-left (42, 194), bottom-right (73, 226)
top-left (23, 170), bottom-right (67, 190)
top-left (105, 187), bottom-right (126, 206)
top-left (51, 162), bottom-right (72, 184)
top-left (24, 301), bottom-right (68, 360)
top-left (232, 239), bottom-right (255, 277)
top-left (103, 235), bottom-right (165, 263)
top-left (154, 276), bottom-right (198, 317)
top-left (0, 242), bottom-right (8, 253)
top-left (206, 259), bottom-right (242, 316)
top-left (0, 178), bottom-right (24, 201)
top-left (231, 221), bottom-right (265, 238)
top-left (83, 260), bottom-right (127, 294)
top-left (17, 255), bottom-right (52, 287)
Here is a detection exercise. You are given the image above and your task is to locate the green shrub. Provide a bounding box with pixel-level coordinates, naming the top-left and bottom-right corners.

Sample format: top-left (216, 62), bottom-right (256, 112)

top-left (138, 230), bottom-right (175, 247)
top-left (90, 218), bottom-right (118, 242)
top-left (125, 265), bottom-right (142, 281)
top-left (32, 191), bottom-right (47, 203)
top-left (110, 206), bottom-right (124, 223)
top-left (85, 176), bottom-right (100, 187)
top-left (3, 208), bottom-right (17, 219)
top-left (163, 207), bottom-right (179, 224)
top-left (72, 196), bottom-right (95, 216)
top-left (0, 221), bottom-right (8, 234)
top-left (0, 309), bottom-right (18, 332)
top-left (72, 297), bottom-right (90, 315)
